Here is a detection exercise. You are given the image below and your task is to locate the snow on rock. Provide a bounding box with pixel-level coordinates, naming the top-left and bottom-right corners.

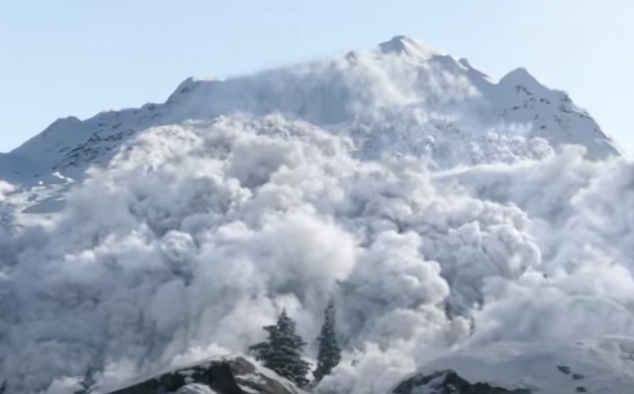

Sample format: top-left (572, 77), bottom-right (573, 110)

top-left (100, 356), bottom-right (305, 394)
top-left (14, 116), bottom-right (84, 163)
top-left (378, 35), bottom-right (446, 58)
top-left (412, 338), bottom-right (634, 394)
top-left (487, 67), bottom-right (620, 159)
top-left (0, 152), bottom-right (53, 185)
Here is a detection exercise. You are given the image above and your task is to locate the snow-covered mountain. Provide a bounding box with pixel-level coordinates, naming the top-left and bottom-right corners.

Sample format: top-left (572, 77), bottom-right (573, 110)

top-left (7, 36), bottom-right (620, 180)
top-left (1, 36), bottom-right (634, 394)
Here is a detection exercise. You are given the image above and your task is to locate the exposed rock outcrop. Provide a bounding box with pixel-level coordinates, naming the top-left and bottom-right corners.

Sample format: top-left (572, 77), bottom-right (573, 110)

top-left (392, 370), bottom-right (532, 394)
top-left (105, 357), bottom-right (303, 394)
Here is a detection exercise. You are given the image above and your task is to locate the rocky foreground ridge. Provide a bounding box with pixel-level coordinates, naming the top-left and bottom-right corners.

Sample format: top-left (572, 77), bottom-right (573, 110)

top-left (99, 356), bottom-right (527, 394)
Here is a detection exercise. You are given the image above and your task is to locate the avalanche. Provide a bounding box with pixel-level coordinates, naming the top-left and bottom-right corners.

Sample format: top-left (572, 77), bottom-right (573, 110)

top-left (0, 36), bottom-right (633, 393)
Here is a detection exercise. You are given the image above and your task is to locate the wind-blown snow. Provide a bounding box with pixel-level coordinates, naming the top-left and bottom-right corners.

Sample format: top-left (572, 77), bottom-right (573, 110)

top-left (0, 36), bottom-right (632, 393)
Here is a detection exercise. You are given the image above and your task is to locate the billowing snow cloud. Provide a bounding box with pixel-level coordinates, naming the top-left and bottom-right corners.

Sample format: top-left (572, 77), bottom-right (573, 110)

top-left (0, 37), bottom-right (632, 393)
top-left (0, 181), bottom-right (12, 200)
top-left (1, 115), bottom-right (632, 393)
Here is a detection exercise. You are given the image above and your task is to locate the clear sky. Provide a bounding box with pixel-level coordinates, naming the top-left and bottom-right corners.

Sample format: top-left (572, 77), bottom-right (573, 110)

top-left (1, 0), bottom-right (633, 154)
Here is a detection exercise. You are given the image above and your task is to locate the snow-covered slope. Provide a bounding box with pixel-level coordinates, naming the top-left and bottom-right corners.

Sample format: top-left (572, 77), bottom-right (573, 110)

top-left (8, 36), bottom-right (619, 182)
top-left (0, 152), bottom-right (52, 185)
top-left (405, 338), bottom-right (634, 394)
top-left (1, 37), bottom-right (633, 394)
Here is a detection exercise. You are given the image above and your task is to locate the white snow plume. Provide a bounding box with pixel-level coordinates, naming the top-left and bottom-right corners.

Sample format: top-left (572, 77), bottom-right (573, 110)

top-left (0, 181), bottom-right (16, 267)
top-left (1, 115), bottom-right (633, 393)
top-left (0, 37), bottom-right (632, 393)
top-left (0, 181), bottom-right (13, 201)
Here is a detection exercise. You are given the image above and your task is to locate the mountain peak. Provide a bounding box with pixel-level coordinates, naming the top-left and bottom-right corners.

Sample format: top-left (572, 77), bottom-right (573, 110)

top-left (500, 67), bottom-right (541, 87)
top-left (378, 35), bottom-right (444, 58)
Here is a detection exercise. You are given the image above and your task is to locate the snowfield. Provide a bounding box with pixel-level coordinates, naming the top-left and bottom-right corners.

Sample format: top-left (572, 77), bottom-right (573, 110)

top-left (1, 36), bottom-right (633, 393)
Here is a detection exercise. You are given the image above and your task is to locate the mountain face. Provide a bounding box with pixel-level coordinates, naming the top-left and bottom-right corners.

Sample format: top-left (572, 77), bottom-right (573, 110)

top-left (7, 36), bottom-right (619, 181)
top-left (1, 36), bottom-right (634, 394)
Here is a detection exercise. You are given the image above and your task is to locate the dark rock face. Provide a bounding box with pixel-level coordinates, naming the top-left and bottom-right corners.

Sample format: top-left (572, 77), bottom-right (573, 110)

top-left (105, 357), bottom-right (302, 394)
top-left (392, 370), bottom-right (532, 394)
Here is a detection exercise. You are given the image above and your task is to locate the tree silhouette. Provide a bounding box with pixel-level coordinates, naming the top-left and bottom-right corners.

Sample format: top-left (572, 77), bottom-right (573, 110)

top-left (249, 310), bottom-right (311, 387)
top-left (314, 300), bottom-right (342, 383)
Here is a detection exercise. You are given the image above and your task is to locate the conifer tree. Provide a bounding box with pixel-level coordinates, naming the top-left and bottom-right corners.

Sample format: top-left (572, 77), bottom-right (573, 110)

top-left (314, 300), bottom-right (342, 383)
top-left (249, 310), bottom-right (311, 387)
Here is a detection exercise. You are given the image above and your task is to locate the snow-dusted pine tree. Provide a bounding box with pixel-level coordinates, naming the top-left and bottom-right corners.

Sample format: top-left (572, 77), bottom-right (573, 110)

top-left (314, 300), bottom-right (342, 383)
top-left (249, 310), bottom-right (311, 387)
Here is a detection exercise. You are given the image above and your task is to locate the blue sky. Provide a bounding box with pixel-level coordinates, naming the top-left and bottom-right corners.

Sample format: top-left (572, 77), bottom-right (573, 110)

top-left (1, 0), bottom-right (633, 154)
